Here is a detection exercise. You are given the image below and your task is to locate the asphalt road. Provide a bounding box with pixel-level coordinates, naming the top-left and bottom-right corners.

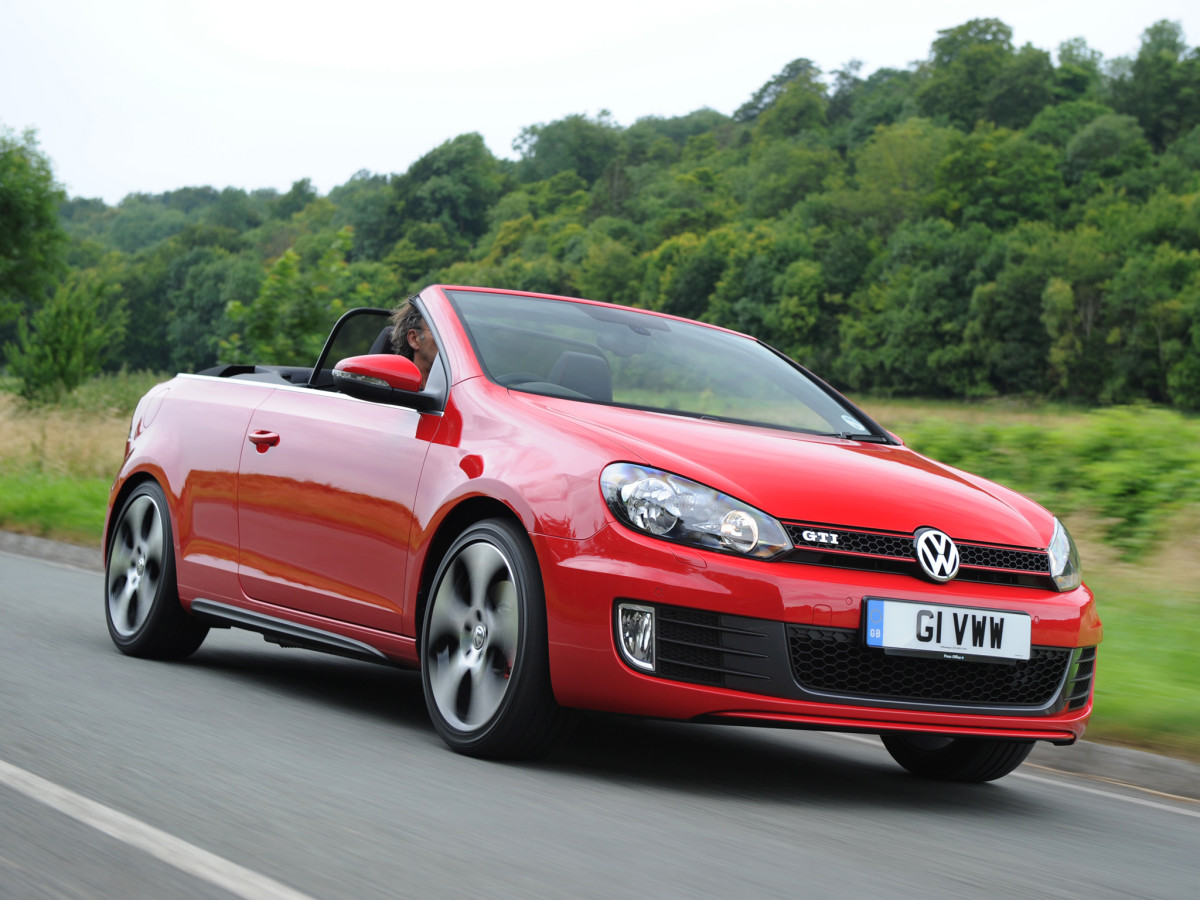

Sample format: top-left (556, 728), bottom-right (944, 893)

top-left (2, 549), bottom-right (1197, 900)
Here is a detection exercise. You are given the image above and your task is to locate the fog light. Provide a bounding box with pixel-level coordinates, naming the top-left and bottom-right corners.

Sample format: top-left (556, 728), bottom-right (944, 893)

top-left (617, 603), bottom-right (655, 672)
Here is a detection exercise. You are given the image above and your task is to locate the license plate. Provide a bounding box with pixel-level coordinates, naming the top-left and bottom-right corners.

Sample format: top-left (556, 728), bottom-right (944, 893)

top-left (864, 598), bottom-right (1031, 662)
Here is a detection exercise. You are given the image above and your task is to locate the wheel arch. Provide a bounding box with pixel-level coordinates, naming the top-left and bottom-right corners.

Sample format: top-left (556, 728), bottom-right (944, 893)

top-left (104, 472), bottom-right (163, 565)
top-left (412, 496), bottom-right (529, 647)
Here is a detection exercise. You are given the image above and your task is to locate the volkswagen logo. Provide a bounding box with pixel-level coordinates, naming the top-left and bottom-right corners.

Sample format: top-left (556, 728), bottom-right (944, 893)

top-left (914, 527), bottom-right (960, 582)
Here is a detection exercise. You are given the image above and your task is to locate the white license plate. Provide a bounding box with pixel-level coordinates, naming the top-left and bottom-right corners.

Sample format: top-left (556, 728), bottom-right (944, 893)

top-left (864, 598), bottom-right (1031, 662)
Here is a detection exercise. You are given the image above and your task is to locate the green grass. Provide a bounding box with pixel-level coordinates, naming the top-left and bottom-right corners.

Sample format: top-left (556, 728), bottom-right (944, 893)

top-left (0, 470), bottom-right (112, 546)
top-left (1083, 565), bottom-right (1200, 761)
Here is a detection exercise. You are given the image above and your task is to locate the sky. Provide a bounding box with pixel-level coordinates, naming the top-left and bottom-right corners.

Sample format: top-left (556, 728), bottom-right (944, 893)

top-left (3, 0), bottom-right (1199, 205)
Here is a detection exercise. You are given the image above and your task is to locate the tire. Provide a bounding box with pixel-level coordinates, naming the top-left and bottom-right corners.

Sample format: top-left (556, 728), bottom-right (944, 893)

top-left (421, 518), bottom-right (565, 759)
top-left (881, 733), bottom-right (1034, 783)
top-left (105, 482), bottom-right (208, 659)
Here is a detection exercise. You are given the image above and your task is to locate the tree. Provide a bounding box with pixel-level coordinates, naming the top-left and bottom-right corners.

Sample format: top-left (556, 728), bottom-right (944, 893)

top-left (764, 258), bottom-right (827, 366)
top-left (515, 112), bottom-right (622, 186)
top-left (1055, 38), bottom-right (1105, 101)
top-left (1025, 100), bottom-right (1114, 147)
top-left (4, 264), bottom-right (127, 404)
top-left (934, 125), bottom-right (1065, 230)
top-left (1104, 243), bottom-right (1200, 403)
top-left (392, 133), bottom-right (502, 242)
top-left (847, 118), bottom-right (953, 232)
top-left (165, 248), bottom-right (263, 372)
top-left (735, 59), bottom-right (823, 123)
top-left (621, 109), bottom-right (729, 166)
top-left (826, 66), bottom-right (919, 153)
top-left (737, 140), bottom-right (841, 219)
top-left (641, 228), bottom-right (737, 319)
top-left (1111, 20), bottom-right (1200, 150)
top-left (1158, 124), bottom-right (1200, 193)
top-left (272, 178), bottom-right (318, 220)
top-left (837, 219), bottom-right (989, 396)
top-left (0, 126), bottom-right (66, 329)
top-left (575, 233), bottom-right (643, 307)
top-left (329, 170), bottom-right (400, 261)
top-left (222, 227), bottom-right (393, 365)
top-left (109, 196), bottom-right (188, 252)
top-left (987, 44), bottom-right (1056, 129)
top-left (1036, 227), bottom-right (1116, 400)
top-left (917, 19), bottom-right (1015, 130)
top-left (706, 224), bottom-right (816, 345)
top-left (629, 166), bottom-right (735, 245)
top-left (202, 187), bottom-right (267, 232)
top-left (1065, 114), bottom-right (1153, 185)
top-left (750, 67), bottom-right (828, 142)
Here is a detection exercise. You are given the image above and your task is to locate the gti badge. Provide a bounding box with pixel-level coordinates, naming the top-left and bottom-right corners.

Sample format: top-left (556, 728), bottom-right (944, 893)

top-left (801, 529), bottom-right (840, 546)
top-left (914, 527), bottom-right (960, 582)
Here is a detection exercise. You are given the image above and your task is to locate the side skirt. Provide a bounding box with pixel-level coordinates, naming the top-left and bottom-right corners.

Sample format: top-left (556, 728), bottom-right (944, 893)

top-left (190, 598), bottom-right (394, 665)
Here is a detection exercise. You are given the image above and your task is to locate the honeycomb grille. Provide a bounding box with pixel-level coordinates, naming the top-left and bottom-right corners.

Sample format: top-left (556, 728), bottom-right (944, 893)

top-left (787, 625), bottom-right (1073, 706)
top-left (960, 545), bottom-right (1049, 572)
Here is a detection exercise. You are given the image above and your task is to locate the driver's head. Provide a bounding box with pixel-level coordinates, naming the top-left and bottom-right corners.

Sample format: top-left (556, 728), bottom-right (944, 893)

top-left (390, 298), bottom-right (438, 387)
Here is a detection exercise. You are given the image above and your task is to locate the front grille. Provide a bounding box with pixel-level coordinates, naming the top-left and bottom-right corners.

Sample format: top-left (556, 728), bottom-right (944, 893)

top-left (619, 602), bottom-right (1093, 716)
top-left (787, 625), bottom-right (1077, 707)
top-left (783, 522), bottom-right (1052, 588)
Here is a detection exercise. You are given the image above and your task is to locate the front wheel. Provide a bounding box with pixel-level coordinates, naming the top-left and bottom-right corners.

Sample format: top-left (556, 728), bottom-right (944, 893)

top-left (105, 482), bottom-right (207, 659)
top-left (421, 519), bottom-right (565, 759)
top-left (881, 733), bottom-right (1034, 782)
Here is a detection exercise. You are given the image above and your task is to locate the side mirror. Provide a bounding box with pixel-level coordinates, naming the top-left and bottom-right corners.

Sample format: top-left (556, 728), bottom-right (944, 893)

top-left (333, 355), bottom-right (434, 408)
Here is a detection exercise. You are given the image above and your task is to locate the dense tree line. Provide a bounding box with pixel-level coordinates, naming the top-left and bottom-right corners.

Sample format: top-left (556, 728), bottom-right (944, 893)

top-left (4, 18), bottom-right (1200, 407)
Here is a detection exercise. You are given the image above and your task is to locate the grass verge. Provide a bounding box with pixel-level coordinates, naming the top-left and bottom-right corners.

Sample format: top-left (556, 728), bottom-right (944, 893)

top-left (1074, 527), bottom-right (1200, 761)
top-left (0, 471), bottom-right (111, 546)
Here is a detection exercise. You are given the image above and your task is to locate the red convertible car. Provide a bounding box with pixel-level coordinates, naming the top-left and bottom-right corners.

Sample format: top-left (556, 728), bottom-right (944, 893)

top-left (104, 285), bottom-right (1100, 781)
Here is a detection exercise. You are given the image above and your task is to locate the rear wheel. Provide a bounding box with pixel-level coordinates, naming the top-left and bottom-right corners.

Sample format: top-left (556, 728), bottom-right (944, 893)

top-left (421, 519), bottom-right (564, 759)
top-left (105, 482), bottom-right (207, 659)
top-left (881, 733), bottom-right (1034, 783)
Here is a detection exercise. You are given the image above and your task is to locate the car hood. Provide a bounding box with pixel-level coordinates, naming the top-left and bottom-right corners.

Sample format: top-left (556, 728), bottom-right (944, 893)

top-left (528, 398), bottom-right (1052, 549)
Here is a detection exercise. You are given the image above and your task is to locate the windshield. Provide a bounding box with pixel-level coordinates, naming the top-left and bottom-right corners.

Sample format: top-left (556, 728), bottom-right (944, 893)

top-left (447, 290), bottom-right (882, 437)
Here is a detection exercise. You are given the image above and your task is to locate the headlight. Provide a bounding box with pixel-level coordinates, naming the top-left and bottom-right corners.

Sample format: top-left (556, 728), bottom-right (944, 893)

top-left (601, 463), bottom-right (790, 560)
top-left (1048, 518), bottom-right (1082, 591)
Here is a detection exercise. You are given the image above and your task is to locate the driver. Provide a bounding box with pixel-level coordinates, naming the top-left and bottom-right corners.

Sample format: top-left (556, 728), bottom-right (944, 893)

top-left (389, 299), bottom-right (439, 389)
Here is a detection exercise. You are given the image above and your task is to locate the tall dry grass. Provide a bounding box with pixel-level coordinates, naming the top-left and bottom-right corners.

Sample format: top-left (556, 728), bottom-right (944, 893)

top-left (0, 392), bottom-right (129, 479)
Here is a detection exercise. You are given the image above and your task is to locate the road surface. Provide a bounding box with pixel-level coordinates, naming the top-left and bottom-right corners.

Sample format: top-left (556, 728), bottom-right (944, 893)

top-left (1, 550), bottom-right (1196, 899)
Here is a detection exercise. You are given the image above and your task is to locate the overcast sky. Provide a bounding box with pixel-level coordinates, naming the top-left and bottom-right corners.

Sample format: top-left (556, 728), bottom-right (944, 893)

top-left (3, 0), bottom-right (1198, 205)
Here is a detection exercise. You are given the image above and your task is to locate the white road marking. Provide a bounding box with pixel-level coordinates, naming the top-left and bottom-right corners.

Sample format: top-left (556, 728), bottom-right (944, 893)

top-left (1015, 772), bottom-right (1200, 818)
top-left (828, 731), bottom-right (1200, 817)
top-left (0, 757), bottom-right (317, 900)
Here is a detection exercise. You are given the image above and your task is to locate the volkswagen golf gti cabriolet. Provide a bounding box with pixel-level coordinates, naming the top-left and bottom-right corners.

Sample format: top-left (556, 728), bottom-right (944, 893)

top-left (104, 285), bottom-right (1101, 781)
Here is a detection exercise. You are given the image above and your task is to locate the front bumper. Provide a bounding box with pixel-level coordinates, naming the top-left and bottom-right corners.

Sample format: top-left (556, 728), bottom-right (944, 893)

top-left (536, 524), bottom-right (1101, 743)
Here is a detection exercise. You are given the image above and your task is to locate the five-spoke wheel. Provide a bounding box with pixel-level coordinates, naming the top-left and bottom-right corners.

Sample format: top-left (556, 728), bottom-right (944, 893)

top-left (421, 519), bottom-right (563, 758)
top-left (105, 482), bottom-right (207, 658)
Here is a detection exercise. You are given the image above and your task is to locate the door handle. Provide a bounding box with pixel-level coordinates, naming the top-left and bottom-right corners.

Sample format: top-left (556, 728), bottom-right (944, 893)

top-left (248, 430), bottom-right (280, 453)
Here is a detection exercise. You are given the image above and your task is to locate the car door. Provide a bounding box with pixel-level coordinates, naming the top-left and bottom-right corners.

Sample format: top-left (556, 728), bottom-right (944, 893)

top-left (236, 386), bottom-right (440, 632)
